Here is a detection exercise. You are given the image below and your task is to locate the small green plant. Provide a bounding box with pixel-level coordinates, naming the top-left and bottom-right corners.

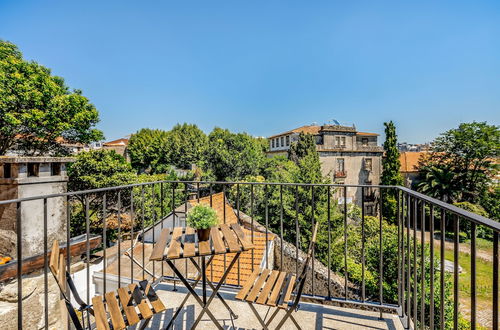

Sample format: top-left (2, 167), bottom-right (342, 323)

top-left (187, 204), bottom-right (219, 229)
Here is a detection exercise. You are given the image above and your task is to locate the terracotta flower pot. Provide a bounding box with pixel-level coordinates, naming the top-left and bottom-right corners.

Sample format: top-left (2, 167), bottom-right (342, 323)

top-left (197, 228), bottom-right (210, 241)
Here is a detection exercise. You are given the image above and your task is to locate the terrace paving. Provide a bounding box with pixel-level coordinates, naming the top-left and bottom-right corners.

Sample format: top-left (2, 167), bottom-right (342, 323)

top-left (146, 282), bottom-right (404, 329)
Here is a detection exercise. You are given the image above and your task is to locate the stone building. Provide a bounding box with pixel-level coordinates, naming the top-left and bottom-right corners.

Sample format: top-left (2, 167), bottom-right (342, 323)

top-left (267, 124), bottom-right (383, 213)
top-left (0, 156), bottom-right (73, 259)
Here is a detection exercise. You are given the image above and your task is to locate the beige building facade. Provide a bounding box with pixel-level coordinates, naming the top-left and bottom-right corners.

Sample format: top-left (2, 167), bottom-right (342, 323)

top-left (267, 124), bottom-right (383, 212)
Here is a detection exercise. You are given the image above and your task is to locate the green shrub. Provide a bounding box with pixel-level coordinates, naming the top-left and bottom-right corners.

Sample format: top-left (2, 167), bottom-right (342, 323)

top-left (187, 204), bottom-right (219, 229)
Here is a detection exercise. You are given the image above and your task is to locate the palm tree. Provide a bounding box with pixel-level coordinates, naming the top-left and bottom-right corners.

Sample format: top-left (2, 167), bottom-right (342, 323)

top-left (417, 164), bottom-right (459, 203)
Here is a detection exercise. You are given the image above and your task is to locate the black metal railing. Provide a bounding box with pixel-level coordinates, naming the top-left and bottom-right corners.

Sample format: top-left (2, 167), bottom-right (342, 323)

top-left (0, 180), bottom-right (498, 329)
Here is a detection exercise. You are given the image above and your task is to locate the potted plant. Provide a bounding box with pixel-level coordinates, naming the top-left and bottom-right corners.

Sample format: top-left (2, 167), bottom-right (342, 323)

top-left (186, 204), bottom-right (219, 241)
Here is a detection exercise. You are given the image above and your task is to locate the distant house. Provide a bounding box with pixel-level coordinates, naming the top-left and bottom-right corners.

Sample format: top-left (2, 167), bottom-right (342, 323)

top-left (267, 123), bottom-right (383, 214)
top-left (102, 138), bottom-right (129, 160)
top-left (399, 151), bottom-right (426, 187)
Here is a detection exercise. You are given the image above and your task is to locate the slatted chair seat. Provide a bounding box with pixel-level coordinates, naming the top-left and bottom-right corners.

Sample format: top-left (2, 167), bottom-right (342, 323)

top-left (234, 223), bottom-right (319, 330)
top-left (235, 268), bottom-right (296, 309)
top-left (49, 240), bottom-right (167, 330)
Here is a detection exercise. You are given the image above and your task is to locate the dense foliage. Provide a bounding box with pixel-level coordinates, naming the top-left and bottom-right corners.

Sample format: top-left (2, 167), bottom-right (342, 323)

top-left (417, 122), bottom-right (499, 204)
top-left (0, 40), bottom-right (103, 155)
top-left (381, 121), bottom-right (404, 222)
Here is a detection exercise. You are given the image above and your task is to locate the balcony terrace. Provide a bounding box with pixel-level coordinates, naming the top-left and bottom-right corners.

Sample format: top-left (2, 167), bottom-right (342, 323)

top-left (0, 180), bottom-right (498, 329)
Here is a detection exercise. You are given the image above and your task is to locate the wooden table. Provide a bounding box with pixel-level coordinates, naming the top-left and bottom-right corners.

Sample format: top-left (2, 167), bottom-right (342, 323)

top-left (149, 224), bottom-right (254, 329)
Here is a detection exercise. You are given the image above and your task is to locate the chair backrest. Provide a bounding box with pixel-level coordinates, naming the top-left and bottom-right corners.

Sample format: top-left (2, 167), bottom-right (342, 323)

top-left (291, 222), bottom-right (319, 308)
top-left (49, 240), bottom-right (90, 330)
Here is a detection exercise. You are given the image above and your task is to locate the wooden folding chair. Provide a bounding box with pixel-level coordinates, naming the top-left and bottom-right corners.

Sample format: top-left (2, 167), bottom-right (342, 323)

top-left (49, 240), bottom-right (167, 330)
top-left (235, 222), bottom-right (319, 330)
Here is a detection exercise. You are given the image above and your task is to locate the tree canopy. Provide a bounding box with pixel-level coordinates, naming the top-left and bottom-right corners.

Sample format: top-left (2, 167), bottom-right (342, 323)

top-left (205, 127), bottom-right (265, 181)
top-left (0, 40), bottom-right (103, 155)
top-left (127, 128), bottom-right (169, 173)
top-left (165, 123), bottom-right (208, 169)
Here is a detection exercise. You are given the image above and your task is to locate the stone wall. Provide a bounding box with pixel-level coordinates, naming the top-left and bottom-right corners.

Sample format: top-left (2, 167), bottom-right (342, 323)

top-left (273, 237), bottom-right (360, 300)
top-left (0, 266), bottom-right (75, 330)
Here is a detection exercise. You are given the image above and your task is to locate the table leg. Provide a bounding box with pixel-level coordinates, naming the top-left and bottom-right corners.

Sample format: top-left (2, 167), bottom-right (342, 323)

top-left (164, 256), bottom-right (215, 329)
top-left (202, 255), bottom-right (206, 305)
top-left (188, 257), bottom-right (238, 319)
top-left (165, 260), bottom-right (223, 330)
top-left (191, 252), bottom-right (241, 329)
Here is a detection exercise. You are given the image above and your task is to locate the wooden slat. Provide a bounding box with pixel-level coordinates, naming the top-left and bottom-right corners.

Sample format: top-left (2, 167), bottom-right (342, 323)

top-left (58, 254), bottom-right (66, 292)
top-left (235, 268), bottom-right (261, 300)
top-left (128, 284), bottom-right (153, 319)
top-left (220, 224), bottom-right (240, 253)
top-left (149, 228), bottom-right (171, 261)
top-left (210, 227), bottom-right (226, 254)
top-left (198, 238), bottom-right (211, 256)
top-left (92, 295), bottom-right (110, 330)
top-left (117, 287), bottom-right (140, 326)
top-left (104, 291), bottom-right (126, 330)
top-left (140, 281), bottom-right (166, 313)
top-left (246, 269), bottom-right (270, 302)
top-left (49, 240), bottom-right (59, 276)
top-left (267, 271), bottom-right (287, 306)
top-left (256, 270), bottom-right (279, 305)
top-left (280, 275), bottom-right (296, 309)
top-left (183, 227), bottom-right (196, 257)
top-left (166, 227), bottom-right (183, 259)
top-left (230, 224), bottom-right (254, 250)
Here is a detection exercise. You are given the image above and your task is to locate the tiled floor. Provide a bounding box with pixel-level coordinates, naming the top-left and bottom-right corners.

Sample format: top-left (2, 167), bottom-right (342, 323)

top-left (144, 282), bottom-right (404, 329)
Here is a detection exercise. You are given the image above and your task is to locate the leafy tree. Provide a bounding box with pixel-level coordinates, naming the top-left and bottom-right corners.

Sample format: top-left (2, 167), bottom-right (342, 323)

top-left (381, 121), bottom-right (404, 222)
top-left (68, 149), bottom-right (136, 192)
top-left (205, 127), bottom-right (265, 181)
top-left (165, 123), bottom-right (208, 169)
top-left (128, 128), bottom-right (169, 173)
top-left (288, 132), bottom-right (317, 164)
top-left (418, 122), bottom-right (499, 203)
top-left (0, 40), bottom-right (103, 155)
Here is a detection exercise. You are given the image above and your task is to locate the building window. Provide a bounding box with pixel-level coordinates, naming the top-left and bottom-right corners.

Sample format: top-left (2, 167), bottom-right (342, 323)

top-left (362, 138), bottom-right (368, 146)
top-left (272, 139), bottom-right (275, 148)
top-left (281, 136), bottom-right (284, 147)
top-left (341, 136), bottom-right (346, 147)
top-left (364, 158), bottom-right (372, 171)
top-left (28, 163), bottom-right (39, 177)
top-left (286, 135), bottom-right (290, 146)
top-left (335, 136), bottom-right (341, 146)
top-left (3, 164), bottom-right (11, 178)
top-left (336, 158), bottom-right (345, 172)
top-left (51, 163), bottom-right (61, 176)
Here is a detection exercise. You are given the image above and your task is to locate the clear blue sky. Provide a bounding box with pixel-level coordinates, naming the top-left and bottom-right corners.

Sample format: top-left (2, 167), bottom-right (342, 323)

top-left (1, 1), bottom-right (499, 143)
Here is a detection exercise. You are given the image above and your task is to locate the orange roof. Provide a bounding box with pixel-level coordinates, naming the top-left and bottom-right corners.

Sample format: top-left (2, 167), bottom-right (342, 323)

top-left (206, 229), bottom-right (274, 286)
top-left (188, 192), bottom-right (239, 225)
top-left (399, 152), bottom-right (427, 173)
top-left (357, 132), bottom-right (379, 136)
top-left (268, 125), bottom-right (321, 139)
top-left (104, 138), bottom-right (129, 146)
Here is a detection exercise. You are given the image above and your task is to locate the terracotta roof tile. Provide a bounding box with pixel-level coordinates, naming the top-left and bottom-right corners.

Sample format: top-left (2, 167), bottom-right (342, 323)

top-left (188, 192), bottom-right (239, 225)
top-left (206, 230), bottom-right (274, 286)
top-left (399, 152), bottom-right (427, 173)
top-left (268, 125), bottom-right (321, 139)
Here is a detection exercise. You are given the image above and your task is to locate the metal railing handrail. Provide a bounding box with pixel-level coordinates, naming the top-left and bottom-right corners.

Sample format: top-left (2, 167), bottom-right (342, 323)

top-left (1, 179), bottom-right (498, 231)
